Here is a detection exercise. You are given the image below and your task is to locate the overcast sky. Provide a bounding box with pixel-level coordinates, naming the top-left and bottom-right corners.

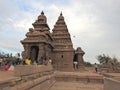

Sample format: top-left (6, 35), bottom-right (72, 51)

top-left (0, 0), bottom-right (120, 63)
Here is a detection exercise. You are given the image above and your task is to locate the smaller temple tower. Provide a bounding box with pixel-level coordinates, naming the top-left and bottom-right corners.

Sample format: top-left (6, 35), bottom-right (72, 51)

top-left (21, 11), bottom-right (53, 63)
top-left (74, 47), bottom-right (85, 70)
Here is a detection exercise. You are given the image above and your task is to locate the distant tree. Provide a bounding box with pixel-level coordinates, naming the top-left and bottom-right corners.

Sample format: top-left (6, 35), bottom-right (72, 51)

top-left (0, 52), bottom-right (22, 64)
top-left (112, 56), bottom-right (118, 63)
top-left (15, 53), bottom-right (21, 58)
top-left (96, 54), bottom-right (111, 64)
top-left (10, 53), bottom-right (12, 57)
top-left (6, 53), bottom-right (9, 57)
top-left (84, 61), bottom-right (92, 67)
top-left (96, 54), bottom-right (119, 64)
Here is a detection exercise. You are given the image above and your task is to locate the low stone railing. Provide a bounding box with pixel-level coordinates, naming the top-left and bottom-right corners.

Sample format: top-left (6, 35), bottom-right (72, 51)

top-left (14, 64), bottom-right (53, 78)
top-left (55, 72), bottom-right (103, 83)
top-left (0, 64), bottom-right (55, 90)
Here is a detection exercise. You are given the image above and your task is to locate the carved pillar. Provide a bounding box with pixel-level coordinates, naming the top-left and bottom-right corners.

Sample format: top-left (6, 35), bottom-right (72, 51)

top-left (22, 44), bottom-right (31, 60)
top-left (45, 45), bottom-right (51, 59)
top-left (38, 44), bottom-right (44, 62)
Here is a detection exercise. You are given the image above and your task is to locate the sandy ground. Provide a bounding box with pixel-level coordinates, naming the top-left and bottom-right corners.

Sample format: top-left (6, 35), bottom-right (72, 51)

top-left (0, 71), bottom-right (14, 79)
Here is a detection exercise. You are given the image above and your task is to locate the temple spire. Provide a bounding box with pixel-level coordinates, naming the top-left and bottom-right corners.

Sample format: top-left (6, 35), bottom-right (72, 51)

top-left (41, 11), bottom-right (44, 15)
top-left (32, 11), bottom-right (50, 33)
top-left (60, 11), bottom-right (62, 16)
top-left (52, 12), bottom-right (73, 50)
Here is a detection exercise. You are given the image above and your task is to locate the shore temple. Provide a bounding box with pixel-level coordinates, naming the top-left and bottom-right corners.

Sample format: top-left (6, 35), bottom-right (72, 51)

top-left (21, 11), bottom-right (85, 71)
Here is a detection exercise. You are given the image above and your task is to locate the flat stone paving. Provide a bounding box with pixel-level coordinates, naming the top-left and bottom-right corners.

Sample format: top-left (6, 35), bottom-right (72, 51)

top-left (49, 71), bottom-right (103, 90)
top-left (49, 81), bottom-right (103, 90)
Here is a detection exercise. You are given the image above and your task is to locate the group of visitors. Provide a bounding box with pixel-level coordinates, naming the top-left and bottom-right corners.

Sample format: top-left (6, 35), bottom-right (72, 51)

top-left (1, 58), bottom-right (22, 71)
top-left (0, 56), bottom-right (52, 71)
top-left (24, 57), bottom-right (52, 66)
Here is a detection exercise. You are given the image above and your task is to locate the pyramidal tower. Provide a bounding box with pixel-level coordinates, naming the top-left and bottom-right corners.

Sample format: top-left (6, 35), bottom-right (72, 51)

top-left (52, 12), bottom-right (74, 71)
top-left (21, 11), bottom-right (53, 63)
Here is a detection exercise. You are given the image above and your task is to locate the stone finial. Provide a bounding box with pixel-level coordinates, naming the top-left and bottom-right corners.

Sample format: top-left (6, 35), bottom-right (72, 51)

top-left (41, 11), bottom-right (44, 15)
top-left (60, 11), bottom-right (62, 16)
top-left (37, 11), bottom-right (47, 23)
top-left (58, 11), bottom-right (64, 20)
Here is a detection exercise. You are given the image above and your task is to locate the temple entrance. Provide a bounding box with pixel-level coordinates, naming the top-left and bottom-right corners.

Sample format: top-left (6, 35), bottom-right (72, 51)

top-left (73, 54), bottom-right (78, 70)
top-left (30, 46), bottom-right (39, 63)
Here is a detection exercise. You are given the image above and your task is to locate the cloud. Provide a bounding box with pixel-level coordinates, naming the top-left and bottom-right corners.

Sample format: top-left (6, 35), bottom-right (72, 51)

top-left (0, 0), bottom-right (120, 63)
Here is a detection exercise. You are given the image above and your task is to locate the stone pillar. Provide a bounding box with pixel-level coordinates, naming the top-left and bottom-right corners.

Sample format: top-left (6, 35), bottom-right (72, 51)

top-left (22, 44), bottom-right (31, 60)
top-left (75, 47), bottom-right (85, 71)
top-left (38, 45), bottom-right (44, 63)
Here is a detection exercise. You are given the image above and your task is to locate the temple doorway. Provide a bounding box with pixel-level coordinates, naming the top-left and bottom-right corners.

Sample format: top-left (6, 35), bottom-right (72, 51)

top-left (30, 46), bottom-right (39, 63)
top-left (73, 54), bottom-right (78, 70)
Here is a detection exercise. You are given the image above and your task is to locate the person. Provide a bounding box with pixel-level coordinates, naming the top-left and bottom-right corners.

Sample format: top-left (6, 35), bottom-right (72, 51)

top-left (73, 54), bottom-right (78, 70)
top-left (25, 58), bottom-right (31, 65)
top-left (73, 61), bottom-right (78, 70)
top-left (2, 62), bottom-right (11, 71)
top-left (44, 57), bottom-right (48, 65)
top-left (33, 60), bottom-right (37, 65)
top-left (22, 59), bottom-right (26, 65)
top-left (94, 63), bottom-right (98, 73)
top-left (8, 64), bottom-right (14, 71)
top-left (0, 58), bottom-right (3, 67)
top-left (48, 57), bottom-right (52, 64)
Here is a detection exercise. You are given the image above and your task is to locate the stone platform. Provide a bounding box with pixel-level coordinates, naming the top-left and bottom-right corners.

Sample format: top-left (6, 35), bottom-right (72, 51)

top-left (0, 65), bottom-right (120, 90)
top-left (0, 70), bottom-right (104, 90)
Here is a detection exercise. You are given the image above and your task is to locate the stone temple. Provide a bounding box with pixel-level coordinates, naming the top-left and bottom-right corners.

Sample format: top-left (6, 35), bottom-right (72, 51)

top-left (21, 11), bottom-right (85, 71)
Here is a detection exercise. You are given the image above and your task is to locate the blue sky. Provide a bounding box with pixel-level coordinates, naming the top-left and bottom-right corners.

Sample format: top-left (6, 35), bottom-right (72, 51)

top-left (0, 0), bottom-right (120, 63)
